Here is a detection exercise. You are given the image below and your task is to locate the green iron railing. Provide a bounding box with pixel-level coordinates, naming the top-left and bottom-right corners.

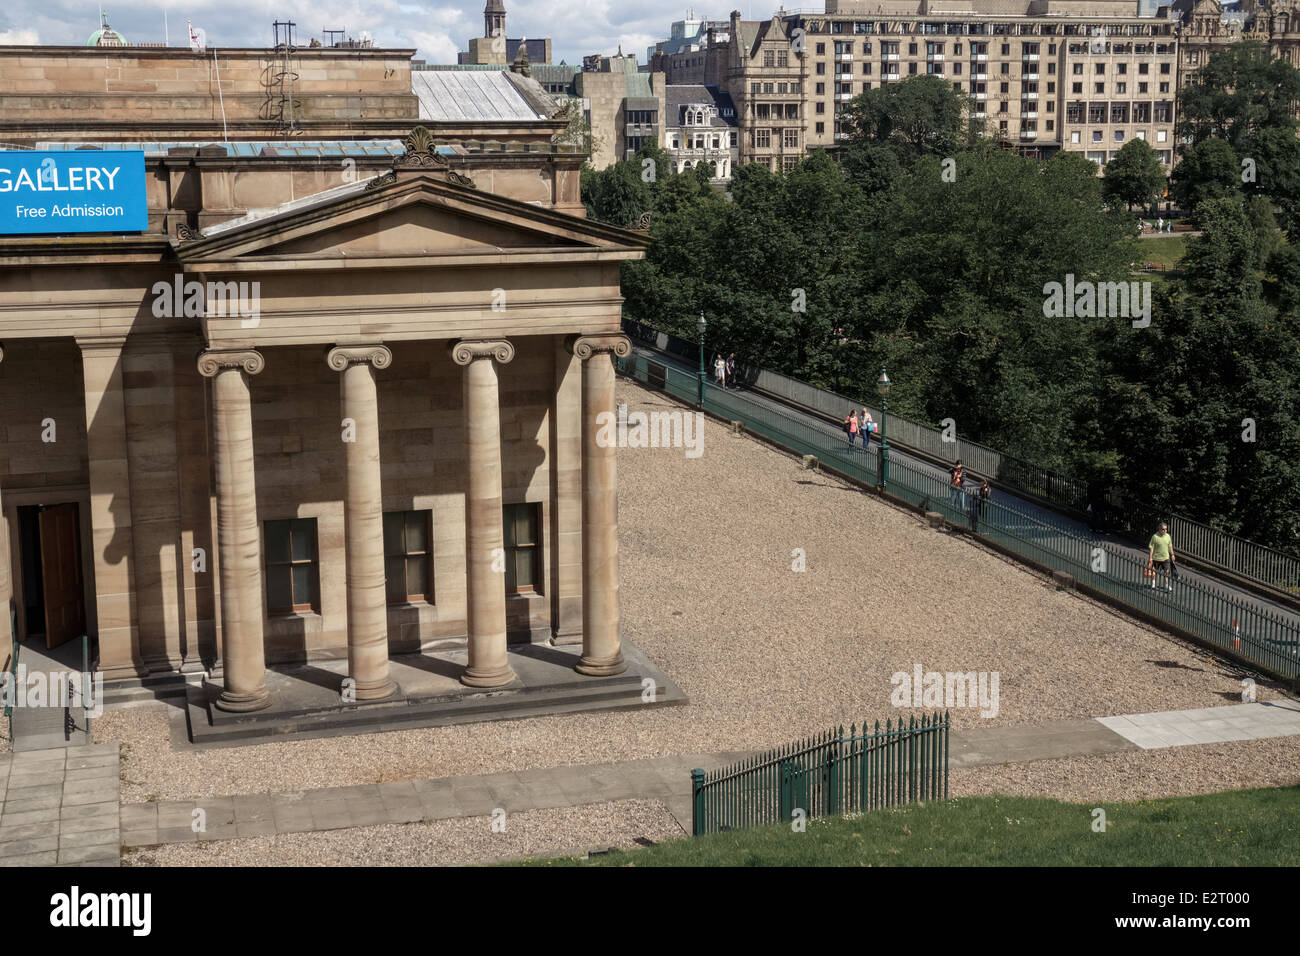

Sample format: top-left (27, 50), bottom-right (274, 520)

top-left (691, 713), bottom-right (950, 837)
top-left (618, 353), bottom-right (1300, 681)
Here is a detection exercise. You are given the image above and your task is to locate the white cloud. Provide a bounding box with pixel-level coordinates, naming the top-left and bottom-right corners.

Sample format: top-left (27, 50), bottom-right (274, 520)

top-left (0, 29), bottom-right (40, 45)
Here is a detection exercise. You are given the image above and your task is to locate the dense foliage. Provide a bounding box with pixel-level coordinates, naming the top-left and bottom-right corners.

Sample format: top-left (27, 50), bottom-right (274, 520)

top-left (581, 63), bottom-right (1300, 549)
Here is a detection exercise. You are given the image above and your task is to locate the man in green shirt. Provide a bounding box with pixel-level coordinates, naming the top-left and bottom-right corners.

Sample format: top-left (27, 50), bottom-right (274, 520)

top-left (1148, 522), bottom-right (1175, 591)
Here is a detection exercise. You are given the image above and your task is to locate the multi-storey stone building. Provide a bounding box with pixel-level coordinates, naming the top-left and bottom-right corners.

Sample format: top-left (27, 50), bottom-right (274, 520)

top-left (652, 2), bottom-right (1187, 169)
top-left (665, 85), bottom-right (740, 180)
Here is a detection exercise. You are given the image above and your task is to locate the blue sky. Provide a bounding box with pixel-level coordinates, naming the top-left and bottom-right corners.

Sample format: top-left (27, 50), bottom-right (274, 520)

top-left (0, 1), bottom-right (756, 65)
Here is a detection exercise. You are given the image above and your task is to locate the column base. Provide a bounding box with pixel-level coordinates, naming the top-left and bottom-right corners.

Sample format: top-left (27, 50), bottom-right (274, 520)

top-left (460, 663), bottom-right (517, 688)
top-left (575, 651), bottom-right (627, 677)
top-left (349, 676), bottom-right (400, 701)
top-left (214, 686), bottom-right (272, 713)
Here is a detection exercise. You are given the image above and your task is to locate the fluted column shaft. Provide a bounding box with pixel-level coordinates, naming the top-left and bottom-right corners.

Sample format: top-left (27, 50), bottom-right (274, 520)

top-left (329, 346), bottom-right (398, 701)
top-left (451, 339), bottom-right (517, 688)
top-left (198, 350), bottom-right (270, 712)
top-left (569, 334), bottom-right (630, 676)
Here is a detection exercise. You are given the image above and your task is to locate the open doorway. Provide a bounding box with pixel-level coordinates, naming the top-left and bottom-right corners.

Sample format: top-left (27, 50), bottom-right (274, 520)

top-left (17, 503), bottom-right (87, 649)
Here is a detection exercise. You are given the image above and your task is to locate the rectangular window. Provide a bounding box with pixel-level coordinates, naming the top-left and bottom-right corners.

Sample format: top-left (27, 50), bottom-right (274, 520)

top-left (1139, 63), bottom-right (1149, 75)
top-left (816, 42), bottom-right (826, 55)
top-left (816, 82), bottom-right (825, 95)
top-left (384, 510), bottom-right (432, 604)
top-left (265, 518), bottom-right (319, 614)
top-left (783, 128), bottom-right (799, 147)
top-left (1159, 81), bottom-right (1170, 93)
top-left (816, 62), bottom-right (826, 75)
top-left (1072, 63), bottom-right (1083, 75)
top-left (764, 50), bottom-right (775, 67)
top-left (503, 503), bottom-right (540, 593)
top-left (777, 50), bottom-right (789, 67)
top-left (816, 121), bottom-right (825, 133)
top-left (755, 128), bottom-right (771, 148)
top-left (909, 62), bottom-right (917, 75)
top-left (816, 101), bottom-right (825, 114)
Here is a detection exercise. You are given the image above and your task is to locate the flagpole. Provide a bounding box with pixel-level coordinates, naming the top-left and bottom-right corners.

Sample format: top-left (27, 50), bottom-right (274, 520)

top-left (165, 8), bottom-right (169, 47)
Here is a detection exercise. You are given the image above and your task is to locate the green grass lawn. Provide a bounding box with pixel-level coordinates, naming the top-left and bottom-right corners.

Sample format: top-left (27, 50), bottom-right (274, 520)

top-left (512, 786), bottom-right (1300, 866)
top-left (1127, 234), bottom-right (1188, 271)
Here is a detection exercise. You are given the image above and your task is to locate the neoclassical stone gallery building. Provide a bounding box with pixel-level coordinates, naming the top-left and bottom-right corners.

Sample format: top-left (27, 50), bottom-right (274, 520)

top-left (0, 50), bottom-right (647, 714)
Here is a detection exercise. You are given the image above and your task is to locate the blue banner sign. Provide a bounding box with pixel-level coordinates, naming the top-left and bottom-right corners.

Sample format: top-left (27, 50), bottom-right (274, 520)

top-left (0, 150), bottom-right (148, 235)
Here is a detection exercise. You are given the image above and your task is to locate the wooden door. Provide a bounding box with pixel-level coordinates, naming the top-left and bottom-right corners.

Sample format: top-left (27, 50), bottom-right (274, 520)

top-left (39, 504), bottom-right (85, 649)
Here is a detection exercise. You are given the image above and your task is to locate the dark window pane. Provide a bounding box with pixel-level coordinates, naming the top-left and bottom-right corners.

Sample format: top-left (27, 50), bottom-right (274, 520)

top-left (517, 506), bottom-right (536, 545)
top-left (386, 557), bottom-right (405, 603)
top-left (406, 556), bottom-right (427, 599)
top-left (502, 504), bottom-right (518, 547)
top-left (291, 520), bottom-right (315, 561)
top-left (406, 512), bottom-right (428, 553)
top-left (514, 549), bottom-right (534, 589)
top-left (292, 565), bottom-right (314, 606)
top-left (266, 521), bottom-right (291, 564)
top-left (267, 566), bottom-right (292, 611)
top-left (383, 512), bottom-right (403, 555)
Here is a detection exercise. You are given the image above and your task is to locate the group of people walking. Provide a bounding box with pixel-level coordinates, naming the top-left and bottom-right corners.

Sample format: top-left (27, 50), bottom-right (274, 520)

top-left (713, 353), bottom-right (737, 388)
top-left (842, 408), bottom-right (878, 446)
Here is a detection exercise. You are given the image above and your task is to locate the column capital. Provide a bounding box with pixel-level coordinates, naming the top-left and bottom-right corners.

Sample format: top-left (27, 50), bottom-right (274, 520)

top-left (450, 339), bottom-right (515, 366)
top-left (197, 349), bottom-right (265, 378)
top-left (566, 333), bottom-right (631, 360)
top-left (327, 344), bottom-right (393, 371)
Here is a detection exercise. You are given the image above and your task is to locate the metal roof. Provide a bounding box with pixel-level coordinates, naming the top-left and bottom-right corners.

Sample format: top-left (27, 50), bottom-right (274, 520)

top-left (33, 140), bottom-right (438, 159)
top-left (412, 70), bottom-right (547, 122)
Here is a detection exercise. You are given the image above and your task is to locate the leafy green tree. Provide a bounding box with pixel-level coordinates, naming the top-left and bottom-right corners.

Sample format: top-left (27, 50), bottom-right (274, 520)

top-left (1102, 138), bottom-right (1167, 211)
top-left (840, 74), bottom-right (972, 165)
top-left (1176, 40), bottom-right (1300, 150)
top-left (1169, 137), bottom-right (1241, 217)
top-left (1180, 197), bottom-right (1261, 301)
top-left (1241, 125), bottom-right (1300, 238)
top-left (847, 148), bottom-right (1134, 468)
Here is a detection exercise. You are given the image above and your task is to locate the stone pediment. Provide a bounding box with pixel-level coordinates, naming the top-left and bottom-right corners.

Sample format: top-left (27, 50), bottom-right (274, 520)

top-left (175, 129), bottom-right (646, 267)
top-left (175, 170), bottom-right (644, 266)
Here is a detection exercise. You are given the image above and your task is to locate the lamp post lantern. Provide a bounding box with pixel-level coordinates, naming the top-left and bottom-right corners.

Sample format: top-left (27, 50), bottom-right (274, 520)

top-left (876, 366), bottom-right (891, 490)
top-left (696, 311), bottom-right (707, 407)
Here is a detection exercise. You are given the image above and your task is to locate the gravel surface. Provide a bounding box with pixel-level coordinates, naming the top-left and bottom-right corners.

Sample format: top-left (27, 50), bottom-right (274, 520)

top-left (952, 734), bottom-right (1300, 803)
top-left (121, 799), bottom-right (682, 867)
top-left (98, 380), bottom-right (1293, 806)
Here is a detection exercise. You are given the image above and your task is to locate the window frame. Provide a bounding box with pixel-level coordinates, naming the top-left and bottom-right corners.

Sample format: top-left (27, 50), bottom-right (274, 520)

top-left (265, 517), bottom-right (320, 615)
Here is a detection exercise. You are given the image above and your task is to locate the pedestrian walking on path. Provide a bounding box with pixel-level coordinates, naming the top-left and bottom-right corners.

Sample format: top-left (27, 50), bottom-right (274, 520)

top-left (1148, 521), bottom-right (1175, 591)
top-left (713, 353), bottom-right (727, 388)
top-left (726, 353), bottom-right (737, 388)
top-left (862, 410), bottom-right (875, 444)
top-left (844, 410), bottom-right (860, 447)
top-left (975, 477), bottom-right (991, 530)
top-left (949, 459), bottom-right (966, 512)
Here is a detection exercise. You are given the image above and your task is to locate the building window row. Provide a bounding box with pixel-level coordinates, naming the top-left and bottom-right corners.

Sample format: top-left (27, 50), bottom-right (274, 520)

top-left (263, 505), bottom-right (540, 616)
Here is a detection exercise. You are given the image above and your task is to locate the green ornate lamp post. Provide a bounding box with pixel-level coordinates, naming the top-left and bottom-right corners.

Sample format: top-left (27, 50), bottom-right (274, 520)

top-left (876, 366), bottom-right (891, 490)
top-left (696, 311), bottom-right (707, 407)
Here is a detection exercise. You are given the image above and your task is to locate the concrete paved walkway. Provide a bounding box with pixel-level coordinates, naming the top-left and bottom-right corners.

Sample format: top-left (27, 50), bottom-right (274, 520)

top-left (111, 697), bottom-right (1300, 851)
top-left (0, 744), bottom-right (119, 866)
top-left (3, 697), bottom-right (1298, 862)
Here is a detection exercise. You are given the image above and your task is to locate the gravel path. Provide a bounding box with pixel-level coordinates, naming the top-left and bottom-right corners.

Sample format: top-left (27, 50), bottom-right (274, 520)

top-left (953, 734), bottom-right (1300, 803)
top-left (99, 380), bottom-right (1292, 806)
top-left (121, 799), bottom-right (682, 867)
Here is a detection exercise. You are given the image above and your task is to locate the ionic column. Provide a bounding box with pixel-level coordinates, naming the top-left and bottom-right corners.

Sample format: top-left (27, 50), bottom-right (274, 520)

top-left (568, 333), bottom-right (631, 676)
top-left (450, 339), bottom-right (517, 688)
top-left (197, 349), bottom-right (270, 713)
top-left (327, 345), bottom-right (398, 701)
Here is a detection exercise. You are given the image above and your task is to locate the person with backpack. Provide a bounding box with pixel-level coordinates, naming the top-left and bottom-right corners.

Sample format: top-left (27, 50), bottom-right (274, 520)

top-left (1148, 522), bottom-right (1175, 591)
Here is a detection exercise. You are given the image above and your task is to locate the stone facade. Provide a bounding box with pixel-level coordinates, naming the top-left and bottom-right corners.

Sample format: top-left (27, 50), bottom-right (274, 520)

top-left (0, 127), bottom-right (646, 705)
